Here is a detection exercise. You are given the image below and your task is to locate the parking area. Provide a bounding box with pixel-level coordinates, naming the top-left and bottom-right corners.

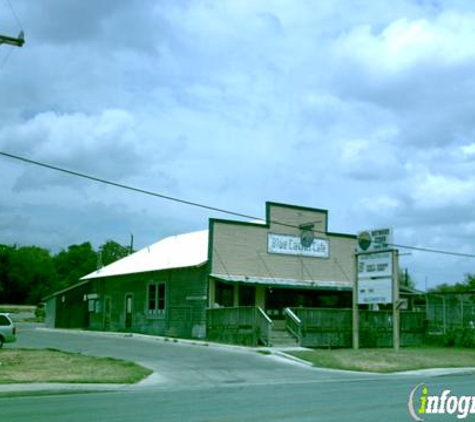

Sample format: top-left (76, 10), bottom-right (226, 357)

top-left (7, 323), bottom-right (379, 390)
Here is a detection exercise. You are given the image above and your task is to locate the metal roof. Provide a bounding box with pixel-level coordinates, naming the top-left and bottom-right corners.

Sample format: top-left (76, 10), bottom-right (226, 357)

top-left (82, 230), bottom-right (209, 280)
top-left (42, 279), bottom-right (92, 301)
top-left (210, 274), bottom-right (352, 291)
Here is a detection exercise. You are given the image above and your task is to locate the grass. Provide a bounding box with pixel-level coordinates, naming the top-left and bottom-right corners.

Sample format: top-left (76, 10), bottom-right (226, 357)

top-left (0, 304), bottom-right (44, 323)
top-left (0, 348), bottom-right (153, 384)
top-left (0, 305), bottom-right (36, 314)
top-left (288, 347), bottom-right (475, 373)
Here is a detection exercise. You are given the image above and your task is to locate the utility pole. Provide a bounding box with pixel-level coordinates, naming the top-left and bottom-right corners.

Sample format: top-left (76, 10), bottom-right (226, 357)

top-left (0, 30), bottom-right (25, 47)
top-left (129, 234), bottom-right (134, 255)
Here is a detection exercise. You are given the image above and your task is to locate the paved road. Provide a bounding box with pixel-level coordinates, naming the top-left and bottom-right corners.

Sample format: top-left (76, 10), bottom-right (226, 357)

top-left (10, 324), bottom-right (381, 388)
top-left (2, 324), bottom-right (474, 421)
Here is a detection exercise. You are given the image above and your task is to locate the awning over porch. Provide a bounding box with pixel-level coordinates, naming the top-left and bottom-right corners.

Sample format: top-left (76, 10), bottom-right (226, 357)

top-left (210, 274), bottom-right (352, 291)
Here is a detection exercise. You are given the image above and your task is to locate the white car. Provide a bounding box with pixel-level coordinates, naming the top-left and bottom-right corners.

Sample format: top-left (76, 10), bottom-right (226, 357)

top-left (0, 313), bottom-right (16, 348)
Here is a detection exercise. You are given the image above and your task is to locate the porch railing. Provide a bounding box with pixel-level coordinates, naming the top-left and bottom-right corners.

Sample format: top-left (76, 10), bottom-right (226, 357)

top-left (257, 306), bottom-right (273, 347)
top-left (284, 307), bottom-right (302, 344)
top-left (206, 306), bottom-right (273, 346)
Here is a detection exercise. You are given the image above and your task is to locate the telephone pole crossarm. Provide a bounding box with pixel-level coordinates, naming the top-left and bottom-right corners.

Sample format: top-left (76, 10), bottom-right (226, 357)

top-left (0, 30), bottom-right (25, 47)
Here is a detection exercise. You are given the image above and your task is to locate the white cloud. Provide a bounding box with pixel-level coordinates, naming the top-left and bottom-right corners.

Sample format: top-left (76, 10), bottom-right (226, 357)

top-left (411, 173), bottom-right (475, 208)
top-left (358, 195), bottom-right (402, 213)
top-left (334, 12), bottom-right (475, 73)
top-left (0, 110), bottom-right (144, 185)
top-left (461, 143), bottom-right (475, 157)
top-left (337, 133), bottom-right (402, 180)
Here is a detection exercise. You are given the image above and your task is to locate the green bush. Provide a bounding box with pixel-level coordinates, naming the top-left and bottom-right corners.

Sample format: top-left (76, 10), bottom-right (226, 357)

top-left (34, 304), bottom-right (46, 321)
top-left (440, 328), bottom-right (475, 348)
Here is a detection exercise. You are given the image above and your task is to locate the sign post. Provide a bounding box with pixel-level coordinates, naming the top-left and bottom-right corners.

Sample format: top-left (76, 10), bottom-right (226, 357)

top-left (353, 256), bottom-right (359, 349)
top-left (355, 228), bottom-right (399, 351)
top-left (392, 249), bottom-right (400, 351)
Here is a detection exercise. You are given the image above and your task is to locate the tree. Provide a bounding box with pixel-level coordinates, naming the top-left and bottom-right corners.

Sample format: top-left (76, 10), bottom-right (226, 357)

top-left (430, 273), bottom-right (475, 293)
top-left (399, 267), bottom-right (415, 289)
top-left (464, 273), bottom-right (475, 290)
top-left (18, 246), bottom-right (57, 303)
top-left (0, 239), bottom-right (133, 304)
top-left (98, 240), bottom-right (131, 267)
top-left (0, 245), bottom-right (15, 300)
top-left (53, 242), bottom-right (97, 291)
top-left (0, 245), bottom-right (56, 304)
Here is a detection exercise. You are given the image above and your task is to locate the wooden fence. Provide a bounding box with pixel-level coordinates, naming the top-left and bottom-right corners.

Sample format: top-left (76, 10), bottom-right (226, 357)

top-left (206, 307), bottom-right (272, 346)
top-left (291, 308), bottom-right (425, 348)
top-left (292, 308), bottom-right (352, 348)
top-left (206, 306), bottom-right (426, 348)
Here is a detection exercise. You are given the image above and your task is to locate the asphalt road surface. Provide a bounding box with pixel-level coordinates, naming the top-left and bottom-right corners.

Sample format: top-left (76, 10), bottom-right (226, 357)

top-left (1, 324), bottom-right (474, 421)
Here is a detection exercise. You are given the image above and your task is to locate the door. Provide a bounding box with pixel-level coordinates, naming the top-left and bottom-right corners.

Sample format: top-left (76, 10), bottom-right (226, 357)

top-left (239, 285), bottom-right (256, 307)
top-left (125, 294), bottom-right (133, 328)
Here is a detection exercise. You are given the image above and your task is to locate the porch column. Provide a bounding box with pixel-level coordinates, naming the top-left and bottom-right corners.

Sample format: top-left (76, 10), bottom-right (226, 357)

top-left (233, 284), bottom-right (239, 307)
top-left (256, 285), bottom-right (266, 308)
top-left (208, 278), bottom-right (216, 308)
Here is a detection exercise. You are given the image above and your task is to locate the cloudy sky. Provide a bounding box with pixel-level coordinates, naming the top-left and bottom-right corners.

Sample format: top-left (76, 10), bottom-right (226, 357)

top-left (1, 0), bottom-right (474, 289)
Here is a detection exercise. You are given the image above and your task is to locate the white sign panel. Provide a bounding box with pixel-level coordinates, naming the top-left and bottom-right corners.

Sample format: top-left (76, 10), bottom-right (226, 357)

top-left (358, 278), bottom-right (393, 304)
top-left (357, 228), bottom-right (393, 253)
top-left (268, 233), bottom-right (329, 258)
top-left (357, 252), bottom-right (392, 278)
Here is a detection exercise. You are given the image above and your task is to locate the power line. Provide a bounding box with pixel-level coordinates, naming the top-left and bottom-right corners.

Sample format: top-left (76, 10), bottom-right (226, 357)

top-left (5, 0), bottom-right (23, 31)
top-left (1, 149), bottom-right (475, 259)
top-left (391, 244), bottom-right (475, 258)
top-left (0, 150), bottom-right (264, 220)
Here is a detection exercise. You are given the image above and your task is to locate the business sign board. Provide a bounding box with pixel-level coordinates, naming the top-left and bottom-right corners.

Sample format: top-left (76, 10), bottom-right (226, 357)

top-left (357, 251), bottom-right (392, 278)
top-left (268, 233), bottom-right (329, 258)
top-left (357, 228), bottom-right (393, 253)
top-left (358, 278), bottom-right (392, 304)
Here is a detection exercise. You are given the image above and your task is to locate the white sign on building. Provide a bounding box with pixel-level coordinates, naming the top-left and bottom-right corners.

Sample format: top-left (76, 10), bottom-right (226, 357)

top-left (357, 227), bottom-right (393, 253)
top-left (357, 251), bottom-right (392, 278)
top-left (267, 233), bottom-right (330, 258)
top-left (358, 278), bottom-right (393, 304)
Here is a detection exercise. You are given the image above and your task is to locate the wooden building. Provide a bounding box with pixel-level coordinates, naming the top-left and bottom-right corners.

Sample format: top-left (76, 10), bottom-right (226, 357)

top-left (44, 202), bottom-right (359, 344)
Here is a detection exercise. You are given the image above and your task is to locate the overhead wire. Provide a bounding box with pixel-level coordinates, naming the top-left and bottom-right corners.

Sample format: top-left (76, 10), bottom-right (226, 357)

top-left (5, 0), bottom-right (23, 31)
top-left (1, 149), bottom-right (475, 259)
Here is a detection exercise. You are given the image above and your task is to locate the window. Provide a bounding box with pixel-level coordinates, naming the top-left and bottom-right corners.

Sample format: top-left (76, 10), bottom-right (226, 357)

top-left (148, 284), bottom-right (156, 310)
top-left (0, 315), bottom-right (11, 326)
top-left (158, 283), bottom-right (165, 310)
top-left (147, 282), bottom-right (166, 315)
top-left (88, 299), bottom-right (95, 312)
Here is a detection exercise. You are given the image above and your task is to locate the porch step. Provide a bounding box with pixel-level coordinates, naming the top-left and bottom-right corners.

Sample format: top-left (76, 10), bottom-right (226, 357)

top-left (272, 320), bottom-right (286, 330)
top-left (270, 328), bottom-right (299, 347)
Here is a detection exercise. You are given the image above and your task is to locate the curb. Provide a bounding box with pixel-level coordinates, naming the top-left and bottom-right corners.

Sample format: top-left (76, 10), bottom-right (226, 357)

top-left (35, 327), bottom-right (256, 353)
top-left (0, 382), bottom-right (128, 396)
top-left (270, 350), bottom-right (314, 367)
